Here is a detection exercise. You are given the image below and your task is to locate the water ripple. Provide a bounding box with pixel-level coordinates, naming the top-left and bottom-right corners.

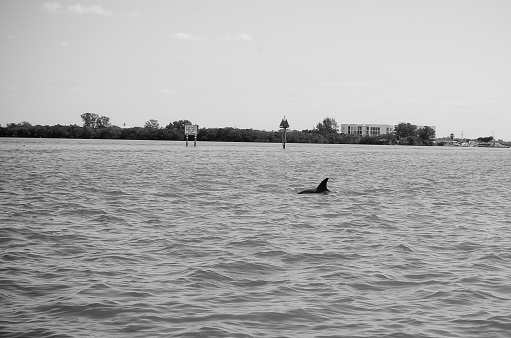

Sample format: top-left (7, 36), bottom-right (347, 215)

top-left (1, 140), bottom-right (511, 337)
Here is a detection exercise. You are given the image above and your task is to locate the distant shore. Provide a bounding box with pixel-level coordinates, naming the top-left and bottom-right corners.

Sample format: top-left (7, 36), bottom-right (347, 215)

top-left (0, 123), bottom-right (414, 145)
top-left (1, 123), bottom-right (510, 147)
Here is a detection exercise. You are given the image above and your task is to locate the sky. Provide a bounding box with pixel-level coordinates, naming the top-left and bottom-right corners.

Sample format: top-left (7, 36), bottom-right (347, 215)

top-left (1, 0), bottom-right (511, 140)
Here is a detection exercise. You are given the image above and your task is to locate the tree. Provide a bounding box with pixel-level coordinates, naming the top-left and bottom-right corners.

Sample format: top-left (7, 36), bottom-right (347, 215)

top-left (394, 123), bottom-right (417, 139)
top-left (417, 126), bottom-right (436, 145)
top-left (165, 120), bottom-right (192, 130)
top-left (144, 119), bottom-right (160, 129)
top-left (315, 117), bottom-right (339, 134)
top-left (80, 113), bottom-right (110, 128)
top-left (81, 113), bottom-right (99, 128)
top-left (477, 136), bottom-right (493, 142)
top-left (96, 115), bottom-right (111, 128)
top-left (164, 120), bottom-right (192, 140)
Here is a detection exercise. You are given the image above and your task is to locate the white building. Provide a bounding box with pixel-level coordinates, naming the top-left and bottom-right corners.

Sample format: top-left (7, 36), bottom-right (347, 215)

top-left (340, 124), bottom-right (395, 136)
top-left (340, 123), bottom-right (436, 136)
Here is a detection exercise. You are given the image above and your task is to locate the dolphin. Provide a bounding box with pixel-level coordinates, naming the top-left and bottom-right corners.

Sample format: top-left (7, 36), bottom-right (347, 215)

top-left (298, 178), bottom-right (330, 194)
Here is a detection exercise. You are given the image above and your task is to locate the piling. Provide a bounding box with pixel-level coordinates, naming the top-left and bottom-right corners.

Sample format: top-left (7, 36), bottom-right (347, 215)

top-left (279, 117), bottom-right (290, 149)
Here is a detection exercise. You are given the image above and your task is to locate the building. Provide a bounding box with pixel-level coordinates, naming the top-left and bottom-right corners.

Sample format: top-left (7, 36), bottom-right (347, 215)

top-left (436, 137), bottom-right (460, 146)
top-left (340, 124), bottom-right (395, 136)
top-left (340, 123), bottom-right (436, 136)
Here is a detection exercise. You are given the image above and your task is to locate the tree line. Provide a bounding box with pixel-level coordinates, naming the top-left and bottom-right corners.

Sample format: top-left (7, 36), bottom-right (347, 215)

top-left (0, 116), bottom-right (439, 145)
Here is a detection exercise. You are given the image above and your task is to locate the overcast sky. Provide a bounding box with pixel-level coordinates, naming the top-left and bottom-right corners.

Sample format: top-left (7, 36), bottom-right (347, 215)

top-left (1, 0), bottom-right (510, 140)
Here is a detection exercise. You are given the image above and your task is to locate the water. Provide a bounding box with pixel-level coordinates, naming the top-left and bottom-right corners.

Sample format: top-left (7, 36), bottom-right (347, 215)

top-left (1, 138), bottom-right (510, 338)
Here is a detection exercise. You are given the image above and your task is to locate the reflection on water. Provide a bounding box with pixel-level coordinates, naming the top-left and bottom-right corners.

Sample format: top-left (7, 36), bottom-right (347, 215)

top-left (1, 138), bottom-right (511, 337)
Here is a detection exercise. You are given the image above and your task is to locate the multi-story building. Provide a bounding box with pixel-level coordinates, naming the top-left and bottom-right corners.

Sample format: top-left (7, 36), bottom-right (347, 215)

top-left (340, 123), bottom-right (436, 136)
top-left (340, 124), bottom-right (395, 136)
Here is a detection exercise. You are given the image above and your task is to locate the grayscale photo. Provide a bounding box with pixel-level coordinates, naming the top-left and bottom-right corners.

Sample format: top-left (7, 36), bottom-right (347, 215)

top-left (1, 1), bottom-right (510, 337)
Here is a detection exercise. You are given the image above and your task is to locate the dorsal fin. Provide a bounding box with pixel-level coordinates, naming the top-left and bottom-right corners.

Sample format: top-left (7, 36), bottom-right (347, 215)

top-left (316, 178), bottom-right (329, 192)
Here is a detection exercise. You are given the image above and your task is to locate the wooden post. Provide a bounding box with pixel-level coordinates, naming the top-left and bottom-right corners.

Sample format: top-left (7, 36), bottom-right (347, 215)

top-left (185, 135), bottom-right (189, 147)
top-left (194, 134), bottom-right (197, 147)
top-left (279, 116), bottom-right (289, 149)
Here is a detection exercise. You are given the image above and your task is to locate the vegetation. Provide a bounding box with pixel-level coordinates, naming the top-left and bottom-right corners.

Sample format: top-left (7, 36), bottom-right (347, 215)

top-left (0, 116), bottom-right (444, 146)
top-left (80, 113), bottom-right (111, 128)
top-left (477, 136), bottom-right (494, 143)
top-left (314, 117), bottom-right (339, 134)
top-left (393, 123), bottom-right (436, 146)
top-left (144, 119), bottom-right (160, 129)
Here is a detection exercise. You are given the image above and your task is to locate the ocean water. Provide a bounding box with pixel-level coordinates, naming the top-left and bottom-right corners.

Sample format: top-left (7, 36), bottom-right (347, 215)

top-left (1, 138), bottom-right (510, 338)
